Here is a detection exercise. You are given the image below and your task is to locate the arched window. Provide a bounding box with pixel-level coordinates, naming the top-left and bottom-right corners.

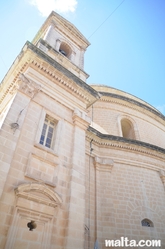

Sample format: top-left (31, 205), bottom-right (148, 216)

top-left (141, 218), bottom-right (154, 227)
top-left (121, 118), bottom-right (135, 140)
top-left (59, 42), bottom-right (72, 59)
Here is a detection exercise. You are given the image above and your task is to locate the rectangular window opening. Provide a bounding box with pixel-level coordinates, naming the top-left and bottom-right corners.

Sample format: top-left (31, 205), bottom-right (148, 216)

top-left (39, 115), bottom-right (57, 149)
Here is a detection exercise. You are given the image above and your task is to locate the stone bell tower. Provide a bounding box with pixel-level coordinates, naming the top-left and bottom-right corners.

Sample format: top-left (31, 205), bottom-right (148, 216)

top-left (0, 9), bottom-right (101, 249)
top-left (32, 11), bottom-right (90, 81)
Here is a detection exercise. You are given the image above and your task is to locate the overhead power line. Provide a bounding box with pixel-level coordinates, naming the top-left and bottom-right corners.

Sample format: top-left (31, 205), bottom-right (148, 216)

top-left (88, 0), bottom-right (126, 39)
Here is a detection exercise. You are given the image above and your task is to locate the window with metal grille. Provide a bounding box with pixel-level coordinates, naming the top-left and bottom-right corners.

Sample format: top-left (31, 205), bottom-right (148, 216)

top-left (141, 219), bottom-right (153, 227)
top-left (39, 115), bottom-right (56, 149)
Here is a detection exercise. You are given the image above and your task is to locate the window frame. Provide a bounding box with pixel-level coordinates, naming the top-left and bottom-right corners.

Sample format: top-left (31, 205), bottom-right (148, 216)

top-left (39, 115), bottom-right (57, 149)
top-left (117, 115), bottom-right (140, 140)
top-left (34, 109), bottom-right (64, 156)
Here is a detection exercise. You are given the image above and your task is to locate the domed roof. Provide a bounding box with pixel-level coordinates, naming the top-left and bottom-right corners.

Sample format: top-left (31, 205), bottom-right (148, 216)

top-left (90, 84), bottom-right (161, 114)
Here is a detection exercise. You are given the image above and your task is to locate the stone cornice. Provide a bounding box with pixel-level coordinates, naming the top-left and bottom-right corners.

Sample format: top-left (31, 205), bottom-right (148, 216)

top-left (0, 42), bottom-right (100, 111)
top-left (38, 39), bottom-right (89, 79)
top-left (18, 73), bottom-right (41, 98)
top-left (27, 42), bottom-right (98, 95)
top-left (99, 92), bottom-right (165, 123)
top-left (26, 42), bottom-right (100, 107)
top-left (87, 126), bottom-right (165, 159)
top-left (30, 59), bottom-right (92, 104)
top-left (32, 11), bottom-right (90, 48)
top-left (0, 58), bottom-right (29, 113)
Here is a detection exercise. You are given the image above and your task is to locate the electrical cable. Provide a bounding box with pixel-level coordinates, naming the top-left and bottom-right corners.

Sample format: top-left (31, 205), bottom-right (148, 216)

top-left (88, 0), bottom-right (126, 39)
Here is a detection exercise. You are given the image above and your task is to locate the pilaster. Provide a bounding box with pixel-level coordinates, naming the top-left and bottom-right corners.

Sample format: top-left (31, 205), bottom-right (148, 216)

top-left (79, 48), bottom-right (85, 69)
top-left (43, 21), bottom-right (56, 48)
top-left (55, 39), bottom-right (61, 51)
top-left (65, 109), bottom-right (90, 249)
top-left (94, 156), bottom-right (114, 248)
top-left (0, 74), bottom-right (41, 199)
top-left (159, 170), bottom-right (165, 188)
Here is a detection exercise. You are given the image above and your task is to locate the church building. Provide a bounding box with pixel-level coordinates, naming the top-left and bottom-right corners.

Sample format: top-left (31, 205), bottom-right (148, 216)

top-left (0, 11), bottom-right (165, 249)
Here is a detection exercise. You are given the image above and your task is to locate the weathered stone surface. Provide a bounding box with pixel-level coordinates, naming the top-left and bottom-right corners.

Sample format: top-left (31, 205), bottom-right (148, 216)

top-left (0, 10), bottom-right (165, 249)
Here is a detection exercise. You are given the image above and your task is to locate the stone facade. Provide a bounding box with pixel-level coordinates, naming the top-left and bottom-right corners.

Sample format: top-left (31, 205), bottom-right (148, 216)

top-left (0, 11), bottom-right (165, 249)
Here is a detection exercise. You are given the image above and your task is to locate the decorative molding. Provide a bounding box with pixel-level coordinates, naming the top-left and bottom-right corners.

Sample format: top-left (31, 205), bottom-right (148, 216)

top-left (5, 207), bottom-right (54, 249)
top-left (36, 38), bottom-right (89, 78)
top-left (23, 41), bottom-right (99, 101)
top-left (18, 73), bottom-right (41, 98)
top-left (94, 156), bottom-right (114, 172)
top-left (2, 42), bottom-right (99, 108)
top-left (8, 83), bottom-right (19, 95)
top-left (5, 185), bottom-right (59, 249)
top-left (0, 62), bottom-right (28, 107)
top-left (0, 82), bottom-right (18, 112)
top-left (49, 11), bottom-right (90, 47)
top-left (15, 182), bottom-right (62, 208)
top-left (31, 59), bottom-right (92, 103)
top-left (87, 127), bottom-right (165, 160)
top-left (159, 170), bottom-right (165, 186)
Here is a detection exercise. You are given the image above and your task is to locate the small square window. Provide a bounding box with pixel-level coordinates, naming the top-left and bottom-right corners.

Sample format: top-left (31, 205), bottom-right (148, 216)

top-left (39, 115), bottom-right (57, 149)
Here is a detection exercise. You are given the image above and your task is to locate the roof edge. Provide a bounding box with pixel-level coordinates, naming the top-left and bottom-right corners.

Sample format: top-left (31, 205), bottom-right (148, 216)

top-left (99, 91), bottom-right (165, 121)
top-left (88, 126), bottom-right (165, 155)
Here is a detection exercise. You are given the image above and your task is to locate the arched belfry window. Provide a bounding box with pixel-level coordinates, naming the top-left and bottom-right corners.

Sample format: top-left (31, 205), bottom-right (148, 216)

top-left (141, 218), bottom-right (154, 227)
top-left (121, 118), bottom-right (135, 140)
top-left (59, 42), bottom-right (72, 59)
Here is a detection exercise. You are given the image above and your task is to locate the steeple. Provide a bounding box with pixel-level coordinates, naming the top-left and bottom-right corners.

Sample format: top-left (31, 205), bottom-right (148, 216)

top-left (32, 11), bottom-right (90, 81)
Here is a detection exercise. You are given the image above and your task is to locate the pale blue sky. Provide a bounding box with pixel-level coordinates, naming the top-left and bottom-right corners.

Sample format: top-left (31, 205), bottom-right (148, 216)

top-left (0, 0), bottom-right (165, 114)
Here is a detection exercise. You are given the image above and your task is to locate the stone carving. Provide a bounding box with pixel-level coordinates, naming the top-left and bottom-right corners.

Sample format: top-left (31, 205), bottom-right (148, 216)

top-left (159, 170), bottom-right (165, 186)
top-left (18, 73), bottom-right (41, 98)
top-left (15, 182), bottom-right (62, 208)
top-left (9, 83), bottom-right (19, 95)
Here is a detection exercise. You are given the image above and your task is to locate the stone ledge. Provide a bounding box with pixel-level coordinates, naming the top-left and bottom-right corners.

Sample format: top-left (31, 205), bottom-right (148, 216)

top-left (38, 39), bottom-right (89, 80)
top-left (34, 142), bottom-right (59, 158)
top-left (88, 126), bottom-right (165, 155)
top-left (26, 41), bottom-right (100, 100)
